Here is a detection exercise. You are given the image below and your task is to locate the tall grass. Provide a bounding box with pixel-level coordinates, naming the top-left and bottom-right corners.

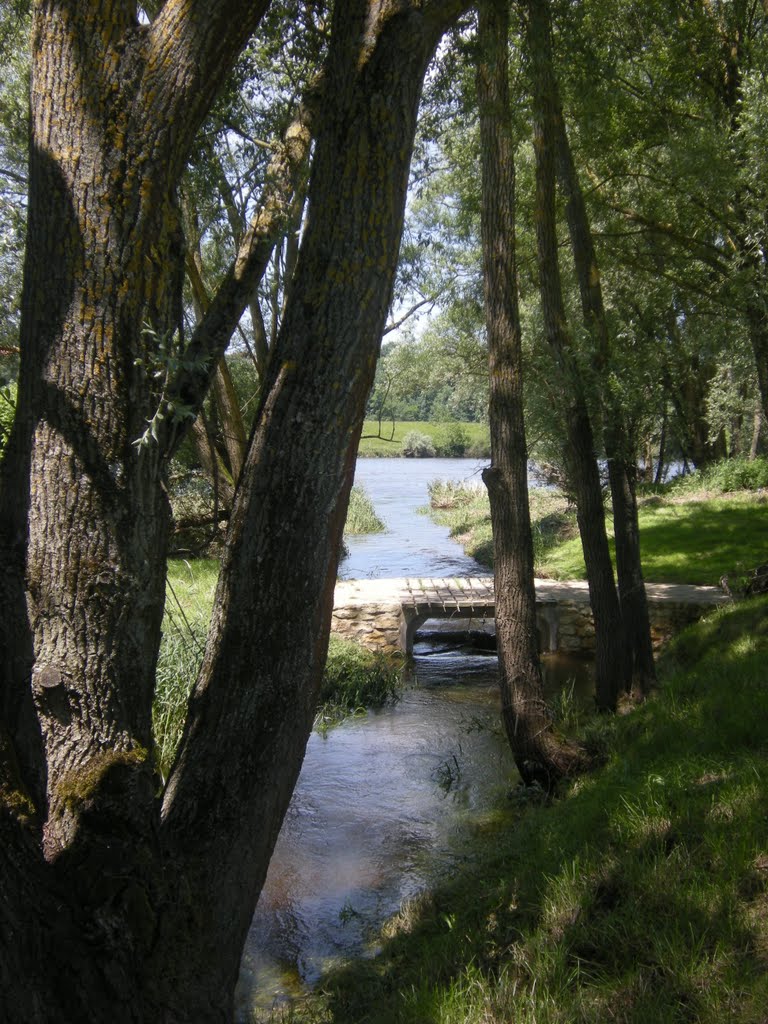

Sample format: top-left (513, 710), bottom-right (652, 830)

top-left (316, 635), bottom-right (402, 729)
top-left (426, 480), bottom-right (573, 572)
top-left (270, 596), bottom-right (768, 1024)
top-left (344, 484), bottom-right (385, 535)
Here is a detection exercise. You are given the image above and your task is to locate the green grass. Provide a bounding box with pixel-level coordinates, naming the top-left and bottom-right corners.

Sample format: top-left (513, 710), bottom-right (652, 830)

top-left (264, 596), bottom-right (768, 1024)
top-left (154, 559), bottom-right (401, 776)
top-left (316, 635), bottom-right (402, 729)
top-left (427, 481), bottom-right (575, 573)
top-left (344, 484), bottom-right (385, 535)
top-left (358, 420), bottom-right (490, 458)
top-left (539, 494), bottom-right (768, 585)
top-left (426, 481), bottom-right (768, 586)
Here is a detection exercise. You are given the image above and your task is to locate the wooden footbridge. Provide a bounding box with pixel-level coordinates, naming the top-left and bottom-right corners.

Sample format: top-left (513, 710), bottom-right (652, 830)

top-left (331, 575), bottom-right (730, 656)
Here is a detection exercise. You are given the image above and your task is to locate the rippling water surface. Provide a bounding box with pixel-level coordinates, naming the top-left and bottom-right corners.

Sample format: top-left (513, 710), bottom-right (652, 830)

top-left (235, 458), bottom-right (592, 1020)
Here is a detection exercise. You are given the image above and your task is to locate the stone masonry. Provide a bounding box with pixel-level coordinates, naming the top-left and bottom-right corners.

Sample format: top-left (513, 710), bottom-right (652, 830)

top-left (331, 576), bottom-right (730, 657)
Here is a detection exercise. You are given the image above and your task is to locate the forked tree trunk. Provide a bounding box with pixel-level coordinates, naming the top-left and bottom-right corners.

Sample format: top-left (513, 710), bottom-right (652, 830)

top-left (524, 0), bottom-right (629, 711)
top-left (0, 2), bottom-right (468, 1020)
top-left (476, 0), bottom-right (586, 786)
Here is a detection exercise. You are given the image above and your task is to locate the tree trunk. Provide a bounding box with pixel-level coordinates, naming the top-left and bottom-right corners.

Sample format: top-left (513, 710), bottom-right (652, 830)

top-left (523, 0), bottom-right (628, 711)
top-left (549, 40), bottom-right (656, 696)
top-left (476, 0), bottom-right (585, 786)
top-left (0, 1), bottom-right (468, 1019)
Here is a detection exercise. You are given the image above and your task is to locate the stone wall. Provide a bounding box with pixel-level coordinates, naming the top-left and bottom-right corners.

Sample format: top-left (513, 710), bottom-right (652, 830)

top-left (331, 600), bottom-right (404, 657)
top-left (331, 590), bottom-right (727, 657)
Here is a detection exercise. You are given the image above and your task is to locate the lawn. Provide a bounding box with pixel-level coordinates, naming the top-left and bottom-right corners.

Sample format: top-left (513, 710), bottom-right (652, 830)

top-left (539, 494), bottom-right (768, 586)
top-left (427, 481), bottom-right (768, 587)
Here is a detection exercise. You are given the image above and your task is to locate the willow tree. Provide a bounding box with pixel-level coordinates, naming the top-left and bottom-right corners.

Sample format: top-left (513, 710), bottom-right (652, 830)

top-left (0, 0), bottom-right (468, 1019)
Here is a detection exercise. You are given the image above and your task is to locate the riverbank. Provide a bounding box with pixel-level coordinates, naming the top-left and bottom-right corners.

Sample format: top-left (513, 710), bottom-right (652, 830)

top-left (426, 467), bottom-right (768, 587)
top-left (266, 594), bottom-right (768, 1024)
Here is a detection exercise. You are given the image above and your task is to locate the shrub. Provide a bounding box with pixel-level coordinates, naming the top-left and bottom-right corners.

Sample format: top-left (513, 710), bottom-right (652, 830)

top-left (435, 423), bottom-right (470, 457)
top-left (672, 455), bottom-right (768, 494)
top-left (401, 430), bottom-right (436, 457)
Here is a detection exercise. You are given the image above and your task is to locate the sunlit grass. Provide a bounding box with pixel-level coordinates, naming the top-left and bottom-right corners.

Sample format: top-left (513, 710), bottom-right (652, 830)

top-left (540, 497), bottom-right (768, 584)
top-left (357, 420), bottom-right (490, 457)
top-left (426, 480), bottom-right (768, 585)
top-left (344, 484), bottom-right (385, 535)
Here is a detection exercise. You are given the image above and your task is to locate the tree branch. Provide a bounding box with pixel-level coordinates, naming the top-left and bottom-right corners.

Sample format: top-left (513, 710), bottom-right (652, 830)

top-left (165, 86), bottom-right (319, 455)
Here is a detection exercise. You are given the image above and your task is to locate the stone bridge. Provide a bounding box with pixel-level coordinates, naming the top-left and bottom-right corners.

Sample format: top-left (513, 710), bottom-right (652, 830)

top-left (331, 576), bottom-right (730, 657)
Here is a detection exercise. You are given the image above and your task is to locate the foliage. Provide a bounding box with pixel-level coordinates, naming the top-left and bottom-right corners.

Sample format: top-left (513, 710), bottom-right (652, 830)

top-left (0, 1), bottom-right (29, 355)
top-left (366, 323), bottom-right (488, 427)
top-left (401, 430), bottom-right (437, 458)
top-left (0, 379), bottom-right (15, 451)
top-left (344, 485), bottom-right (385, 535)
top-left (670, 456), bottom-right (768, 496)
top-left (282, 596), bottom-right (768, 1024)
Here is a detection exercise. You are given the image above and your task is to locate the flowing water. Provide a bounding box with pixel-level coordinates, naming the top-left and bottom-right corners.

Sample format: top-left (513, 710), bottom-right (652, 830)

top-left (234, 458), bottom-right (592, 1020)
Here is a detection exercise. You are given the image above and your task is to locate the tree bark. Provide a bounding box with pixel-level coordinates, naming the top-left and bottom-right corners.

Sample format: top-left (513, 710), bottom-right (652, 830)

top-left (476, 0), bottom-right (585, 786)
top-left (523, 0), bottom-right (628, 711)
top-left (0, 1), bottom-right (469, 1019)
top-left (155, 2), bottom-right (469, 1013)
top-left (549, 42), bottom-right (656, 696)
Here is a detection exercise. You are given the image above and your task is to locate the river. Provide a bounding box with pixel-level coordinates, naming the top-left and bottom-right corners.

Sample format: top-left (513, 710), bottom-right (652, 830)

top-left (234, 458), bottom-right (591, 1020)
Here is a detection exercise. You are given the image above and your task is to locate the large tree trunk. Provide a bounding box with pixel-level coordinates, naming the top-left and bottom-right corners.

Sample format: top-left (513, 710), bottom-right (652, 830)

top-left (524, 0), bottom-right (628, 711)
top-left (155, 4), bottom-right (469, 1013)
top-left (476, 0), bottom-right (585, 787)
top-left (0, 2), bottom-right (468, 1019)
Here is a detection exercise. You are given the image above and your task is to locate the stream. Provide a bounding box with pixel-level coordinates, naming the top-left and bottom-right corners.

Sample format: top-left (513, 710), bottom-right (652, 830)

top-left (234, 458), bottom-right (592, 1020)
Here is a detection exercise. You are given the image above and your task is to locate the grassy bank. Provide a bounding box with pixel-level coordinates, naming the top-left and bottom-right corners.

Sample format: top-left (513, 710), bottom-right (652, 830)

top-left (267, 596), bottom-right (768, 1024)
top-left (427, 474), bottom-right (768, 586)
top-left (427, 480), bottom-right (574, 574)
top-left (358, 420), bottom-right (490, 458)
top-left (155, 557), bottom-right (400, 777)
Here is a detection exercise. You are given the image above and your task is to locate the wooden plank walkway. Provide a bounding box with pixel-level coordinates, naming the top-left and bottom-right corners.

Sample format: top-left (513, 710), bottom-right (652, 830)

top-left (335, 575), bottom-right (728, 612)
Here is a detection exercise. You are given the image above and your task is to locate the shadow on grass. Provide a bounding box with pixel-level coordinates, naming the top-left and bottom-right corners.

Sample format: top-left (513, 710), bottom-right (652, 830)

top-left (300, 598), bottom-right (768, 1024)
top-left (636, 502), bottom-right (768, 586)
top-left (541, 500), bottom-right (768, 585)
